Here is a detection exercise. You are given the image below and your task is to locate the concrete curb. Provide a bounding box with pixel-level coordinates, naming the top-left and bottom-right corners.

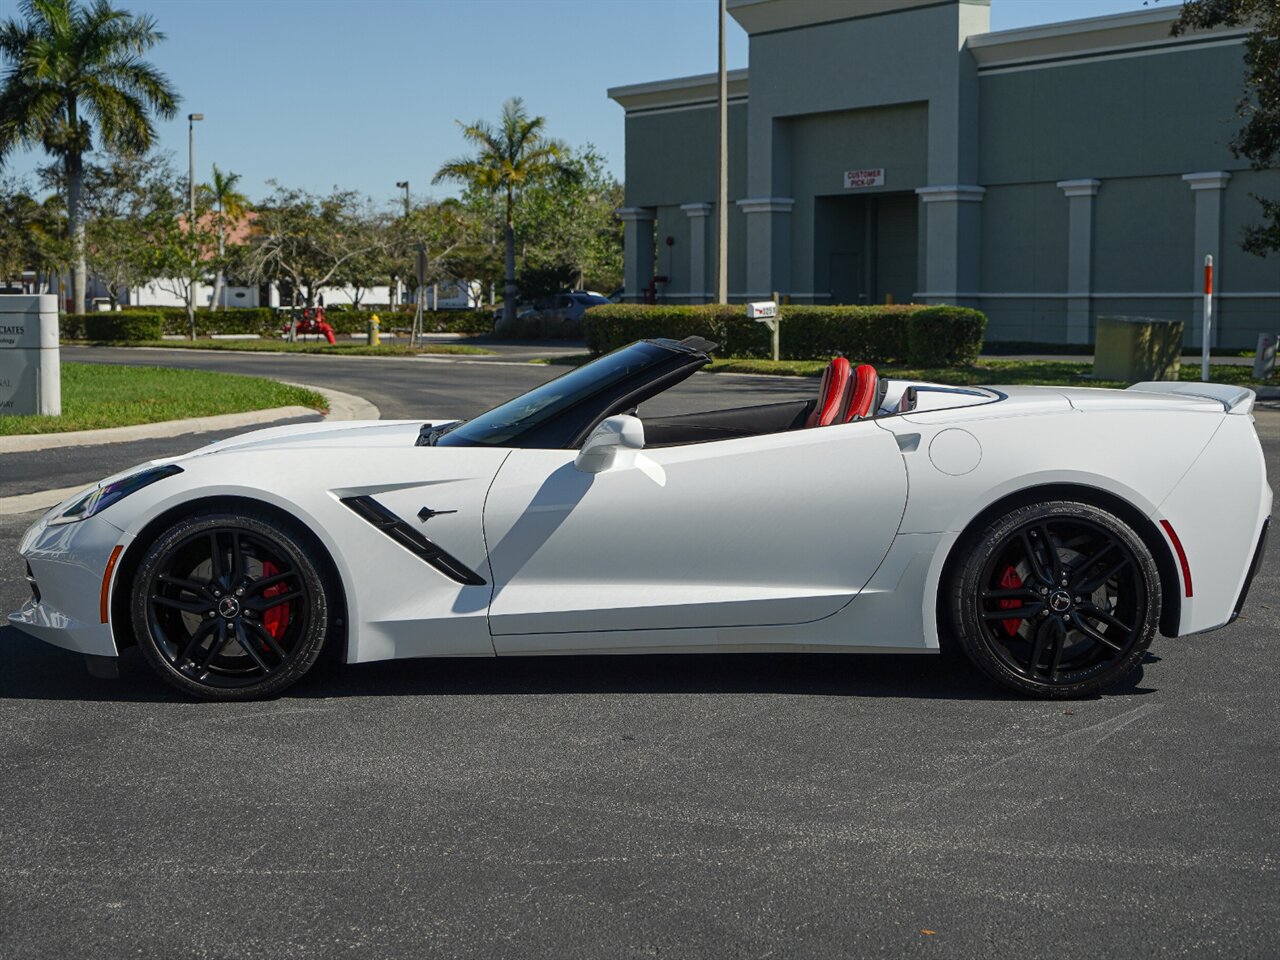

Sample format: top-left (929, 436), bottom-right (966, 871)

top-left (0, 382), bottom-right (379, 455)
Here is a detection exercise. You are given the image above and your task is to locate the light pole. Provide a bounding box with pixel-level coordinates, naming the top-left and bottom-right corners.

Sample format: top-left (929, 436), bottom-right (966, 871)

top-left (187, 113), bottom-right (204, 339)
top-left (396, 180), bottom-right (410, 218)
top-left (716, 0), bottom-right (728, 305)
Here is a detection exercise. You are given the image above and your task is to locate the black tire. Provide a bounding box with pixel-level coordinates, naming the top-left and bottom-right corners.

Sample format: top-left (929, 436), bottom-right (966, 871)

top-left (130, 510), bottom-right (330, 701)
top-left (948, 500), bottom-right (1160, 699)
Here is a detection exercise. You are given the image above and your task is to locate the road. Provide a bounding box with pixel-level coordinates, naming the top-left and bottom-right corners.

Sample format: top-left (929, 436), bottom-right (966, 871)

top-left (1, 347), bottom-right (1277, 959)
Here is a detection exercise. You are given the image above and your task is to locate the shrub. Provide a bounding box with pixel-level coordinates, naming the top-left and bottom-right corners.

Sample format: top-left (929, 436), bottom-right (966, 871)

top-left (583, 303), bottom-right (938, 362)
top-left (82, 312), bottom-right (163, 342)
top-left (905, 306), bottom-right (987, 367)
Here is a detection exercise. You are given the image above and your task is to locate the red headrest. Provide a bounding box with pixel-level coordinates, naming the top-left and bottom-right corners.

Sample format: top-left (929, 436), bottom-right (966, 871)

top-left (805, 357), bottom-right (852, 428)
top-left (845, 364), bottom-right (879, 421)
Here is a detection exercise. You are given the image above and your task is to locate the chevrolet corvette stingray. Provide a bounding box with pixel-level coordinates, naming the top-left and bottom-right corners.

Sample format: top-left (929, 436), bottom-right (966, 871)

top-left (10, 337), bottom-right (1271, 700)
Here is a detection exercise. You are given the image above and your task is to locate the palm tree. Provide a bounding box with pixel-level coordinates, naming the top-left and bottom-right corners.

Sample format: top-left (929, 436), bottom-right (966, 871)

top-left (202, 163), bottom-right (248, 310)
top-left (434, 98), bottom-right (566, 333)
top-left (0, 0), bottom-right (179, 314)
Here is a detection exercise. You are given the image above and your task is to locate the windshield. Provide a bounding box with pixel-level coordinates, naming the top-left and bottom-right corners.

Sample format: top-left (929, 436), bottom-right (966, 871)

top-left (436, 341), bottom-right (686, 448)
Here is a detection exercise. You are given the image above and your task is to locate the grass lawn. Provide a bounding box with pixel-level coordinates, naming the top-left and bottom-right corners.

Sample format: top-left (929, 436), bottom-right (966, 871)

top-left (536, 354), bottom-right (1273, 388)
top-left (0, 362), bottom-right (327, 436)
top-left (75, 339), bottom-right (494, 357)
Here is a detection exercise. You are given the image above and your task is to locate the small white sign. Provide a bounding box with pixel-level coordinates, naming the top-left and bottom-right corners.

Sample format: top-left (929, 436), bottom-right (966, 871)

top-left (747, 301), bottom-right (777, 321)
top-left (844, 168), bottom-right (885, 189)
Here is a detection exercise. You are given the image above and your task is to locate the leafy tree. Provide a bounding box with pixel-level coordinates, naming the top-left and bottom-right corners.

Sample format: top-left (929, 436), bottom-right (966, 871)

top-left (433, 98), bottom-right (568, 333)
top-left (199, 164), bottom-right (250, 310)
top-left (0, 0), bottom-right (180, 312)
top-left (1171, 0), bottom-right (1280, 255)
top-left (74, 146), bottom-right (182, 306)
top-left (387, 197), bottom-right (480, 310)
top-left (243, 183), bottom-right (388, 335)
top-left (0, 176), bottom-right (67, 288)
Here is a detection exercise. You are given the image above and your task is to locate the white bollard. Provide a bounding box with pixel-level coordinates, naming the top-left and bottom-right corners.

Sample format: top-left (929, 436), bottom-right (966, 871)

top-left (0, 294), bottom-right (62, 416)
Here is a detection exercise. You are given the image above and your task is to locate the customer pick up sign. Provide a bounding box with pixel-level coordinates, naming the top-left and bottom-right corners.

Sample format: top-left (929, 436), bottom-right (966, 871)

top-left (844, 168), bottom-right (885, 189)
top-left (0, 294), bottom-right (61, 416)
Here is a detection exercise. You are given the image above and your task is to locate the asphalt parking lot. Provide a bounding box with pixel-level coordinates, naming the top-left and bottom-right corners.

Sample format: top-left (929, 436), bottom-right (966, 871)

top-left (2, 349), bottom-right (1278, 959)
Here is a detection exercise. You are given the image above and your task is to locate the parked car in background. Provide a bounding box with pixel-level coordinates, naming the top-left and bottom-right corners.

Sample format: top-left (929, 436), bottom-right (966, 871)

top-left (525, 291), bottom-right (611, 332)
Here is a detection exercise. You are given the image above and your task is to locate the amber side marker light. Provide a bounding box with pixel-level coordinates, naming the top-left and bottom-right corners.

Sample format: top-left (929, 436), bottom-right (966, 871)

top-left (100, 545), bottom-right (124, 623)
top-left (1159, 520), bottom-right (1193, 598)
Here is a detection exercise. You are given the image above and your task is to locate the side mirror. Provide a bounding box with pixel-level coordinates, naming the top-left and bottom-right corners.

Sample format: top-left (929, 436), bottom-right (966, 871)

top-left (575, 415), bottom-right (645, 474)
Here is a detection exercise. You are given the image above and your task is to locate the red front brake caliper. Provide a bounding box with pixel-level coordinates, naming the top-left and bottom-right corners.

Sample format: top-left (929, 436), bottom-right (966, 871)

top-left (259, 560), bottom-right (290, 647)
top-left (998, 564), bottom-right (1023, 637)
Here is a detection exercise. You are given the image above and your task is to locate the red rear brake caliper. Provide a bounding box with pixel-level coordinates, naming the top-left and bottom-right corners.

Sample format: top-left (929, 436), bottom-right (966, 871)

top-left (998, 565), bottom-right (1023, 637)
top-left (259, 560), bottom-right (290, 648)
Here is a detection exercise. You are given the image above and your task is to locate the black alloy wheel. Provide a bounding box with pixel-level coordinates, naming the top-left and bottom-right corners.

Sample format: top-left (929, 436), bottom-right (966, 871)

top-left (131, 511), bottom-right (330, 700)
top-left (949, 500), bottom-right (1161, 698)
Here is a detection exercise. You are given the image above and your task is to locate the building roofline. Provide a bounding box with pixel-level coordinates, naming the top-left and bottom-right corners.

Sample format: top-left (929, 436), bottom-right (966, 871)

top-left (968, 4), bottom-right (1248, 67)
top-left (607, 68), bottom-right (750, 113)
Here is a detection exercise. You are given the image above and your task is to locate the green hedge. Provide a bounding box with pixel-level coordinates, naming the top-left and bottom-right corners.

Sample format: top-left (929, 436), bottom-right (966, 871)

top-left (79, 312), bottom-right (163, 342)
top-left (583, 303), bottom-right (986, 367)
top-left (905, 306), bottom-right (987, 366)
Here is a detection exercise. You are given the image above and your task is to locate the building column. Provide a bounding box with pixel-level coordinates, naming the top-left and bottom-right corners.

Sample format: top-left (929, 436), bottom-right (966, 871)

top-left (617, 207), bottom-right (656, 303)
top-left (1183, 172), bottom-right (1231, 347)
top-left (1057, 179), bottom-right (1101, 345)
top-left (681, 203), bottom-right (713, 303)
top-left (736, 197), bottom-right (794, 300)
top-left (915, 185), bottom-right (985, 305)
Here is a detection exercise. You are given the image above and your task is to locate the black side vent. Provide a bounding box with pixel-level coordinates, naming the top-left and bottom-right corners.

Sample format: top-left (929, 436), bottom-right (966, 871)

top-left (341, 496), bottom-right (487, 586)
top-left (25, 562), bottom-right (40, 604)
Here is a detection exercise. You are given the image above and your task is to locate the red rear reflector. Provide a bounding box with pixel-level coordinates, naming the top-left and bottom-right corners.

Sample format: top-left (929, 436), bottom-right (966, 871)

top-left (1160, 520), bottom-right (1193, 598)
top-left (100, 545), bottom-right (124, 623)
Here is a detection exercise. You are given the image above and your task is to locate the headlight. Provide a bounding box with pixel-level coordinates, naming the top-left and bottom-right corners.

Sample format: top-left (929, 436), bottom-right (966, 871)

top-left (50, 464), bottom-right (183, 525)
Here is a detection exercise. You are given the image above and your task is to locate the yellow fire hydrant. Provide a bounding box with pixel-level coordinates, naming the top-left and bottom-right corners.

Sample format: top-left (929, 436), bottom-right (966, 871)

top-left (368, 313), bottom-right (381, 347)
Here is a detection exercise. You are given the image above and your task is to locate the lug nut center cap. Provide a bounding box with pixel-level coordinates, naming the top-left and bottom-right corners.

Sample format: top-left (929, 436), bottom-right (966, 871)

top-left (1048, 590), bottom-right (1072, 614)
top-left (217, 596), bottom-right (241, 619)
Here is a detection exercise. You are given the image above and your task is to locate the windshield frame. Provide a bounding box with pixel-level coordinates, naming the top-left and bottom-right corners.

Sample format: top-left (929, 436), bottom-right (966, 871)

top-left (433, 339), bottom-right (710, 450)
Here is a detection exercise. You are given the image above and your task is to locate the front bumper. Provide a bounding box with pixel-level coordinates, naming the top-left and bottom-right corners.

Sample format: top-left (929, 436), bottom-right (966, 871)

top-left (7, 509), bottom-right (129, 658)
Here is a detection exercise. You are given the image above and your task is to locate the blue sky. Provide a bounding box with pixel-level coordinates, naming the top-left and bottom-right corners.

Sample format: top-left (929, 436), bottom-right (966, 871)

top-left (3, 0), bottom-right (1157, 205)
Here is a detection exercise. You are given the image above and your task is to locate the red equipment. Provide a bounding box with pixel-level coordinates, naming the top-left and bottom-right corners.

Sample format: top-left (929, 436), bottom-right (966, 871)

top-left (283, 306), bottom-right (336, 344)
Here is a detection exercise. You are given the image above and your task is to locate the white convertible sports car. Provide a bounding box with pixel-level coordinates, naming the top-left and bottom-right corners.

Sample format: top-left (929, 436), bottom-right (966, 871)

top-left (9, 337), bottom-right (1271, 701)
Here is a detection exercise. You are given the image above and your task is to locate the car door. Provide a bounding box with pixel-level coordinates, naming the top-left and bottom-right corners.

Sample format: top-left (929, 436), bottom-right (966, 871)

top-left (482, 420), bottom-right (908, 648)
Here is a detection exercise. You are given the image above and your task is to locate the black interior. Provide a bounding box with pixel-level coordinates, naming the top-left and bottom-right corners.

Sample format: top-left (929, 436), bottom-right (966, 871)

top-left (641, 400), bottom-right (814, 448)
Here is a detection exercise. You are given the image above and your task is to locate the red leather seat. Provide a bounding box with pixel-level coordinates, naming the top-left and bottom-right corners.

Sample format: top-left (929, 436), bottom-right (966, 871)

top-left (844, 363), bottom-right (879, 421)
top-left (805, 357), bottom-right (852, 428)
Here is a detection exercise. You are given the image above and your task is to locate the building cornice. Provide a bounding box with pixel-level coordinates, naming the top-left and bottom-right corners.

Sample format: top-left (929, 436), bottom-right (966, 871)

top-left (728, 0), bottom-right (988, 37)
top-left (681, 203), bottom-right (714, 217)
top-left (1183, 171), bottom-right (1232, 191)
top-left (916, 185), bottom-right (986, 203)
top-left (968, 5), bottom-right (1248, 72)
top-left (615, 207), bottom-right (656, 222)
top-left (607, 69), bottom-right (749, 113)
top-left (1057, 179), bottom-right (1102, 197)
top-left (736, 197), bottom-right (796, 214)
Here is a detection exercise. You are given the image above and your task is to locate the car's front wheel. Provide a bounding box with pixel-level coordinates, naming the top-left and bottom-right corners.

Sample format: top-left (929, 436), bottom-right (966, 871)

top-left (131, 510), bottom-right (330, 700)
top-left (948, 500), bottom-right (1161, 698)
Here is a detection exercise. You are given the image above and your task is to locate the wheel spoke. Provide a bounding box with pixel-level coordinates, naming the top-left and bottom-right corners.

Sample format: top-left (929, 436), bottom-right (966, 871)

top-left (1076, 557), bottom-right (1130, 595)
top-left (157, 574), bottom-right (212, 598)
top-left (1047, 619), bottom-right (1067, 679)
top-left (1070, 611), bottom-right (1124, 652)
top-left (245, 618), bottom-right (287, 661)
top-left (175, 617), bottom-right (218, 667)
top-left (230, 531), bottom-right (245, 585)
top-left (150, 595), bottom-right (210, 614)
top-left (209, 532), bottom-right (225, 587)
top-left (199, 620), bottom-right (233, 670)
top-left (981, 604), bottom-right (1043, 622)
top-left (981, 587), bottom-right (1042, 602)
top-left (1069, 542), bottom-right (1115, 590)
top-left (245, 589), bottom-right (303, 613)
top-left (1038, 524), bottom-right (1065, 584)
top-left (244, 570), bottom-right (296, 596)
top-left (1078, 602), bottom-right (1135, 636)
top-left (234, 622), bottom-right (272, 673)
top-left (1025, 616), bottom-right (1056, 678)
top-left (1019, 530), bottom-right (1052, 585)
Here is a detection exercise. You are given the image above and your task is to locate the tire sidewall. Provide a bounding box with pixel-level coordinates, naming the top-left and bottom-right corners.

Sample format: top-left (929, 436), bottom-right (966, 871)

top-left (950, 500), bottom-right (1161, 699)
top-left (130, 511), bottom-right (329, 701)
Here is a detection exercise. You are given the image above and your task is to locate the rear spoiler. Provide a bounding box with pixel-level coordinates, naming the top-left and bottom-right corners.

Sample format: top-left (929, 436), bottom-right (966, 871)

top-left (1127, 381), bottom-right (1256, 415)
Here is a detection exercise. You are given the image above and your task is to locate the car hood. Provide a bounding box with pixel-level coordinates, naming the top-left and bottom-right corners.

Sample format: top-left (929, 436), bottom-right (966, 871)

top-left (184, 419), bottom-right (450, 459)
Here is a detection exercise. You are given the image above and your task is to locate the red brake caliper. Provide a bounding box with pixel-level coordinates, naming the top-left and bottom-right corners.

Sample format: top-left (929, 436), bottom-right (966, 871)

top-left (259, 560), bottom-right (290, 648)
top-left (998, 565), bottom-right (1023, 637)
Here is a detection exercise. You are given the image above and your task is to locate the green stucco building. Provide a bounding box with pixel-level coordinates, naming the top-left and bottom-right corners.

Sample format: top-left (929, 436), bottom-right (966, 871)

top-left (607, 0), bottom-right (1278, 347)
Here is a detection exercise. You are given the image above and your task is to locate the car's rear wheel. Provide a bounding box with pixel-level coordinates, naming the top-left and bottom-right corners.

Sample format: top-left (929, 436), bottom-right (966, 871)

top-left (949, 500), bottom-right (1161, 698)
top-left (131, 510), bottom-right (329, 700)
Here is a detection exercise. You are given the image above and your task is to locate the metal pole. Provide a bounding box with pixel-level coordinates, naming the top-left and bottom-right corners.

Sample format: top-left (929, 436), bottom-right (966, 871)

top-left (1202, 254), bottom-right (1214, 383)
top-left (716, 0), bottom-right (729, 305)
top-left (187, 114), bottom-right (202, 339)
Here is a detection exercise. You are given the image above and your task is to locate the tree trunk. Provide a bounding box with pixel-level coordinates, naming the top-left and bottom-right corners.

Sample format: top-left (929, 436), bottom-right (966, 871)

top-left (211, 221), bottom-right (226, 311)
top-left (67, 152), bottom-right (87, 314)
